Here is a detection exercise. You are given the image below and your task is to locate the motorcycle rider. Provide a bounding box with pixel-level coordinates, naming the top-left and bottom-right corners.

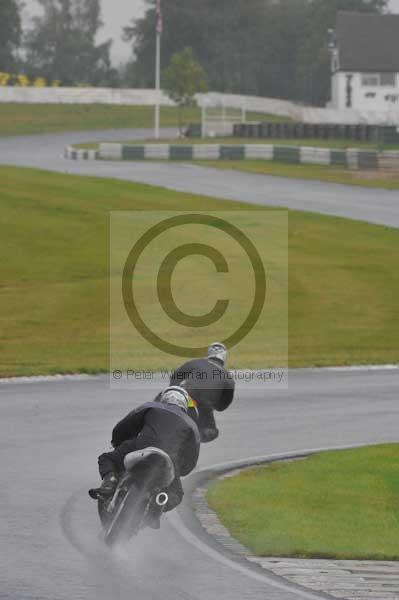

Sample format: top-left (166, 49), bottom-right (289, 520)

top-left (89, 386), bottom-right (200, 527)
top-left (169, 342), bottom-right (235, 443)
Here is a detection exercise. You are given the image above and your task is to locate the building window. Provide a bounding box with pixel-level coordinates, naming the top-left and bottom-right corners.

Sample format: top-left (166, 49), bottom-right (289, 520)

top-left (346, 74), bottom-right (353, 108)
top-left (332, 56), bottom-right (339, 72)
top-left (380, 73), bottom-right (396, 86)
top-left (361, 74), bottom-right (380, 86)
top-left (361, 73), bottom-right (396, 87)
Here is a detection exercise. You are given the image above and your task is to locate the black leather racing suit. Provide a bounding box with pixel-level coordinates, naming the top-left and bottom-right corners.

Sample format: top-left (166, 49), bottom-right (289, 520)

top-left (98, 401), bottom-right (200, 511)
top-left (170, 358), bottom-right (235, 442)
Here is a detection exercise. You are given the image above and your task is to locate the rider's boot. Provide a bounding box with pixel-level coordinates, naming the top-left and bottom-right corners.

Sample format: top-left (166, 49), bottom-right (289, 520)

top-left (200, 427), bottom-right (219, 443)
top-left (146, 511), bottom-right (161, 530)
top-left (88, 472), bottom-right (118, 500)
top-left (145, 503), bottom-right (162, 530)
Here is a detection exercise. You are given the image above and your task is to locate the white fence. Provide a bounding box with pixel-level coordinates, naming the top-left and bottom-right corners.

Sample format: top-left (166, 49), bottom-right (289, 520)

top-left (196, 92), bottom-right (301, 120)
top-left (196, 92), bottom-right (399, 125)
top-left (1, 86), bottom-right (399, 125)
top-left (201, 102), bottom-right (246, 137)
top-left (0, 87), bottom-right (175, 106)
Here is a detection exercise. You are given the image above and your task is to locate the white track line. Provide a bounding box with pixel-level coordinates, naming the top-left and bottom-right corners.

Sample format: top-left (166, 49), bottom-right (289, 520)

top-left (0, 374), bottom-right (102, 385)
top-left (169, 443), bottom-right (387, 600)
top-left (1, 365), bottom-right (398, 385)
top-left (169, 510), bottom-right (326, 600)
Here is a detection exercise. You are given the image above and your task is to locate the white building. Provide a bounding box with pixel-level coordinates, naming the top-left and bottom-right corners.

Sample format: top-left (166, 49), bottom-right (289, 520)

top-left (329, 11), bottom-right (399, 112)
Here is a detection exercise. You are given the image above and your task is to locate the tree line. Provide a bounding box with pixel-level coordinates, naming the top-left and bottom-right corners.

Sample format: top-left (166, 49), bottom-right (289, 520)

top-left (1, 0), bottom-right (118, 87)
top-left (0, 0), bottom-right (387, 104)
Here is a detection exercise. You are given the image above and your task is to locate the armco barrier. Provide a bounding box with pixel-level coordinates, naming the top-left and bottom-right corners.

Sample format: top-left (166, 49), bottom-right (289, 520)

top-left (274, 145), bottom-right (300, 164)
top-left (220, 145), bottom-right (245, 160)
top-left (330, 150), bottom-right (348, 168)
top-left (122, 145), bottom-right (145, 160)
top-left (192, 145), bottom-right (220, 160)
top-left (144, 145), bottom-right (170, 160)
top-left (357, 151), bottom-right (378, 170)
top-left (64, 147), bottom-right (99, 160)
top-left (245, 145), bottom-right (274, 160)
top-left (347, 149), bottom-right (359, 170)
top-left (170, 145), bottom-right (193, 160)
top-left (99, 143), bottom-right (122, 160)
top-left (64, 143), bottom-right (399, 171)
top-left (300, 147), bottom-right (331, 166)
top-left (346, 149), bottom-right (378, 170)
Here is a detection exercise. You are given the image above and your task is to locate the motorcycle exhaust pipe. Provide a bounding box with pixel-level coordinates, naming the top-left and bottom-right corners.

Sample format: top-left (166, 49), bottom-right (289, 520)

top-left (155, 492), bottom-right (169, 507)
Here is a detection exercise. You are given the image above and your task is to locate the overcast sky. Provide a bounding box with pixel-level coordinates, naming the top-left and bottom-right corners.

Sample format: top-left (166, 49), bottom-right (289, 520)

top-left (22, 0), bottom-right (399, 65)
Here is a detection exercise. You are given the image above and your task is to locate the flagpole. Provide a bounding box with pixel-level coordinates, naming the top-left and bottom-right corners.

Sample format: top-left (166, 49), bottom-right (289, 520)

top-left (155, 0), bottom-right (161, 140)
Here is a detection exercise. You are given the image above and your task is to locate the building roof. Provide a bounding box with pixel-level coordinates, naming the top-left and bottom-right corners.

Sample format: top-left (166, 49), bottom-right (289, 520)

top-left (336, 11), bottom-right (399, 72)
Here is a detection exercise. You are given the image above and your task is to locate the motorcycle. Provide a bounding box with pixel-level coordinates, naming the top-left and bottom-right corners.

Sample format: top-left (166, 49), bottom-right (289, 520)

top-left (97, 446), bottom-right (175, 546)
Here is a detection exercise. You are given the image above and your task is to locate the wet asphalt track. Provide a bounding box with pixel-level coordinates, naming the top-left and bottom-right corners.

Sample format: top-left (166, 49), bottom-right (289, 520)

top-left (1, 128), bottom-right (399, 227)
top-left (1, 371), bottom-right (399, 600)
top-left (1, 129), bottom-right (399, 600)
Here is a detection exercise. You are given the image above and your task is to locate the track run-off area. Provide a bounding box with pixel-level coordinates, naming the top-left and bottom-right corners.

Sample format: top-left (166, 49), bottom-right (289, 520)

top-left (1, 129), bottom-right (399, 600)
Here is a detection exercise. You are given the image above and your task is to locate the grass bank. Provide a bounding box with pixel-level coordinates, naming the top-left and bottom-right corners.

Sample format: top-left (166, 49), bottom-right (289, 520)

top-left (199, 160), bottom-right (399, 190)
top-left (207, 445), bottom-right (399, 560)
top-left (1, 166), bottom-right (398, 376)
top-left (0, 104), bottom-right (284, 136)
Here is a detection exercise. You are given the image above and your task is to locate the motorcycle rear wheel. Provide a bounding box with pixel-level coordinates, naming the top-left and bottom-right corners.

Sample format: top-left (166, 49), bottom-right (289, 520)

top-left (103, 482), bottom-right (149, 546)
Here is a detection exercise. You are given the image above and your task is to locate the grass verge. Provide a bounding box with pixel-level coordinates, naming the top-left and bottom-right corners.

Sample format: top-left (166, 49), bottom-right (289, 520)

top-left (207, 444), bottom-right (399, 560)
top-left (0, 104), bottom-right (285, 136)
top-left (198, 160), bottom-right (399, 190)
top-left (1, 166), bottom-right (398, 376)
top-left (71, 139), bottom-right (399, 190)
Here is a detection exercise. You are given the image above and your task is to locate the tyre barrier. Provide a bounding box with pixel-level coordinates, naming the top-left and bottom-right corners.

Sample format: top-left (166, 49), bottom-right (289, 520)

top-left (233, 122), bottom-right (399, 143)
top-left (379, 150), bottom-right (399, 170)
top-left (64, 144), bottom-right (399, 171)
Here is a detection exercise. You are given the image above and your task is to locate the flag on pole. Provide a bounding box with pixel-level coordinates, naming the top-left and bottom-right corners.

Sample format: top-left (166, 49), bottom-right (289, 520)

top-left (156, 0), bottom-right (162, 35)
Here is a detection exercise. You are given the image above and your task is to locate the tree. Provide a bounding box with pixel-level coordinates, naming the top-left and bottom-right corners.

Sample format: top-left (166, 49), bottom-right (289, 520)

top-left (24, 0), bottom-right (113, 86)
top-left (163, 47), bottom-right (207, 134)
top-left (0, 0), bottom-right (21, 71)
top-left (124, 0), bottom-right (387, 106)
top-left (123, 0), bottom-right (307, 96)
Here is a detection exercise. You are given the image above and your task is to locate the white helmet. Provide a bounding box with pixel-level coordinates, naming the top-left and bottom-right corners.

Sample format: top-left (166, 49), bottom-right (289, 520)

top-left (160, 386), bottom-right (189, 413)
top-left (207, 342), bottom-right (227, 365)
